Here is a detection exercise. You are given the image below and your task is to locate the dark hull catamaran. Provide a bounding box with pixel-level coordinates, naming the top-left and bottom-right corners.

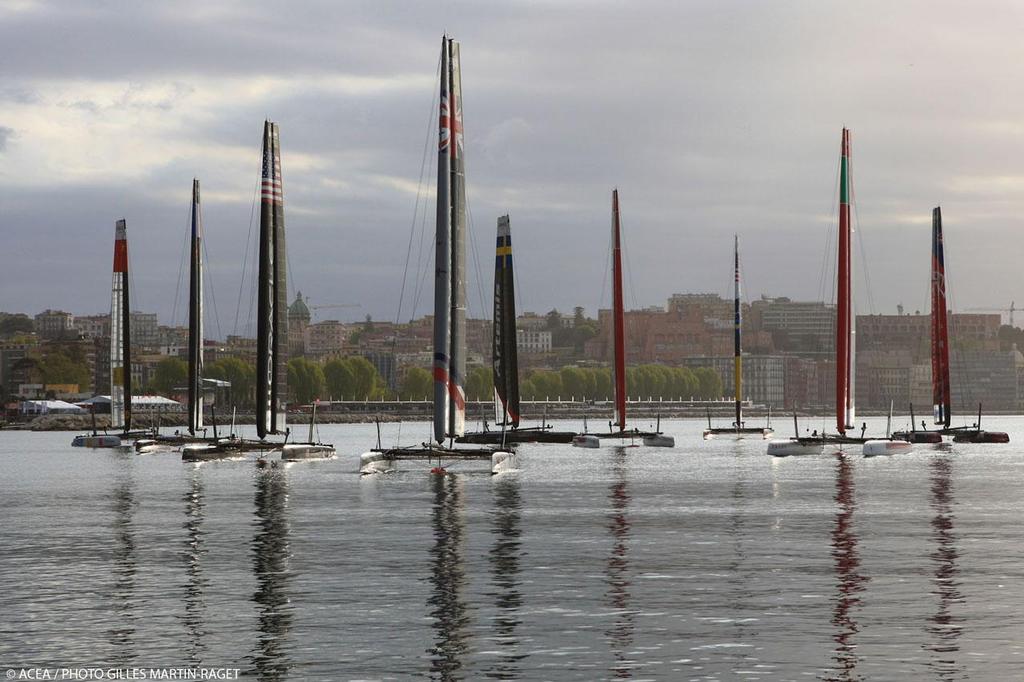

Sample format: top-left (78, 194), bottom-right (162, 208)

top-left (893, 207), bottom-right (1007, 444)
top-left (360, 36), bottom-right (513, 474)
top-left (457, 215), bottom-right (575, 445)
top-left (183, 123), bottom-right (333, 461)
top-left (73, 220), bottom-right (151, 447)
top-left (704, 236), bottom-right (773, 439)
top-left (584, 190), bottom-right (672, 448)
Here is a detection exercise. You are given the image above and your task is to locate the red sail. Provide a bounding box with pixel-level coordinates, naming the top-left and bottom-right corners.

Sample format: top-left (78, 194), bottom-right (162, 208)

top-left (836, 129), bottom-right (851, 435)
top-left (931, 207), bottom-right (951, 426)
top-left (612, 190), bottom-right (626, 431)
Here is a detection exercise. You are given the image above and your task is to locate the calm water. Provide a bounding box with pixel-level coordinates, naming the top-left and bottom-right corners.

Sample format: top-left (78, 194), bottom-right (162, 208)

top-left (4, 416), bottom-right (1024, 680)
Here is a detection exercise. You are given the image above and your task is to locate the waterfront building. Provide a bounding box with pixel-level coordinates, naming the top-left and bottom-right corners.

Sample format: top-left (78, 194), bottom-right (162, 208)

top-left (34, 310), bottom-right (75, 340)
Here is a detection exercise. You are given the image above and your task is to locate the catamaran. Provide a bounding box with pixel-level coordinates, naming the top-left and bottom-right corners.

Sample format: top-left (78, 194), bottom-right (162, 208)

top-left (769, 129), bottom-right (888, 455)
top-left (73, 219), bottom-right (149, 447)
top-left (703, 235), bottom-right (774, 439)
top-left (457, 215), bottom-right (576, 445)
top-left (579, 190), bottom-right (673, 448)
top-left (360, 36), bottom-right (513, 475)
top-left (184, 122), bottom-right (329, 460)
top-left (894, 207), bottom-right (1008, 444)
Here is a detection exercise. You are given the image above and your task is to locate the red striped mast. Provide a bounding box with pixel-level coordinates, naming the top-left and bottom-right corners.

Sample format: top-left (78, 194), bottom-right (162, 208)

top-left (931, 207), bottom-right (952, 427)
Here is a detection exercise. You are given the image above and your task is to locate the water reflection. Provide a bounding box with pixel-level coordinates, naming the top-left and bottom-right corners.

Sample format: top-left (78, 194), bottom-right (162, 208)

top-left (486, 476), bottom-right (526, 679)
top-left (181, 467), bottom-right (209, 665)
top-left (250, 467), bottom-right (292, 681)
top-left (107, 460), bottom-right (138, 665)
top-left (605, 447), bottom-right (634, 678)
top-left (829, 453), bottom-right (868, 681)
top-left (426, 474), bottom-right (470, 681)
top-left (925, 456), bottom-right (965, 680)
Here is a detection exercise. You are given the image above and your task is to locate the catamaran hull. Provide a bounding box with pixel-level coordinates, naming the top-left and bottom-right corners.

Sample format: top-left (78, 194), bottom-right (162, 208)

top-left (767, 439), bottom-right (824, 457)
top-left (703, 427), bottom-right (773, 440)
top-left (72, 434), bottom-right (122, 448)
top-left (456, 429), bottom-right (576, 444)
top-left (282, 443), bottom-right (335, 460)
top-left (952, 430), bottom-right (1009, 443)
top-left (642, 434), bottom-right (675, 447)
top-left (892, 430), bottom-right (943, 444)
top-left (572, 435), bottom-right (600, 448)
top-left (863, 439), bottom-right (913, 457)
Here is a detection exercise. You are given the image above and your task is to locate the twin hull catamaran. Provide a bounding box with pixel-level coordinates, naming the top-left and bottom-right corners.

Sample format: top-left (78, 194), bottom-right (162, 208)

top-left (573, 190), bottom-right (673, 448)
top-left (360, 36), bottom-right (513, 475)
top-left (456, 215), bottom-right (576, 445)
top-left (892, 207), bottom-right (1008, 444)
top-left (72, 220), bottom-right (148, 447)
top-left (703, 236), bottom-right (773, 439)
top-left (183, 122), bottom-right (334, 461)
top-left (769, 129), bottom-right (881, 456)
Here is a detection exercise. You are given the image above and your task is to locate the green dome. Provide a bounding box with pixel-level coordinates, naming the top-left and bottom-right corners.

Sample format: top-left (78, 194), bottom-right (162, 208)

top-left (289, 291), bottom-right (311, 321)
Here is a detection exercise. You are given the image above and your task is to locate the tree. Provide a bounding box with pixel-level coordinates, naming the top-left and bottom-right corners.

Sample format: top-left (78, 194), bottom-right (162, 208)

top-left (694, 367), bottom-right (723, 399)
top-left (399, 367), bottom-right (432, 400)
top-left (206, 357), bottom-right (256, 408)
top-left (148, 357), bottom-right (187, 396)
top-left (0, 314), bottom-right (33, 337)
top-left (323, 356), bottom-right (385, 399)
top-left (464, 366), bottom-right (493, 401)
top-left (288, 357), bottom-right (325, 404)
top-left (38, 344), bottom-right (91, 389)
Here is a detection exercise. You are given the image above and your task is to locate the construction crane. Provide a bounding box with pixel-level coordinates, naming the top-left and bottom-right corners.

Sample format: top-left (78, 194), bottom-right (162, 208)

top-left (305, 298), bottom-right (361, 321)
top-left (967, 301), bottom-right (1015, 326)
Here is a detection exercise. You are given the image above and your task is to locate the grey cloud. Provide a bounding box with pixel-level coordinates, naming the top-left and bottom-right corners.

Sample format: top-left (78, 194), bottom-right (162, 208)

top-left (0, 126), bottom-right (11, 151)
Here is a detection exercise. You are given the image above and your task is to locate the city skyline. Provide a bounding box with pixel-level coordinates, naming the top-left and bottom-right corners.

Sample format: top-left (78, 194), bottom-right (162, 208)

top-left (3, 3), bottom-right (1024, 325)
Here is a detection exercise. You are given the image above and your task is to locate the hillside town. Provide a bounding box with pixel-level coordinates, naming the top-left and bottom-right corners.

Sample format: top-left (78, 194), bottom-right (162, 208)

top-left (3, 292), bottom-right (1022, 418)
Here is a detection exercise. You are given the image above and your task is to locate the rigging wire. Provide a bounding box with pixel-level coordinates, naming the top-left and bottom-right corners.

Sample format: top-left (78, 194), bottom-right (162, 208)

top-left (848, 153), bottom-right (877, 315)
top-left (170, 199), bottom-right (191, 328)
top-left (199, 199), bottom-right (224, 343)
top-left (233, 163), bottom-right (261, 338)
top-left (394, 56), bottom-right (440, 327)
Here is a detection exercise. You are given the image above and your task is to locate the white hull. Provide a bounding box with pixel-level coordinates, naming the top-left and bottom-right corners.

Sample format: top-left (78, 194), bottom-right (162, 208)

top-left (704, 428), bottom-right (774, 440)
top-left (642, 434), bottom-right (675, 447)
top-left (572, 434), bottom-right (600, 448)
top-left (491, 450), bottom-right (516, 475)
top-left (862, 439), bottom-right (912, 457)
top-left (281, 443), bottom-right (335, 460)
top-left (359, 451), bottom-right (396, 475)
top-left (767, 439), bottom-right (824, 457)
top-left (71, 434), bottom-right (122, 448)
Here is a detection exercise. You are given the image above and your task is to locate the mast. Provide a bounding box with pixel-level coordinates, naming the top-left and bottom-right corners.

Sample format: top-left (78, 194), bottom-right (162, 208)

top-left (256, 120), bottom-right (287, 439)
top-left (612, 189), bottom-right (627, 432)
top-left (433, 35), bottom-right (467, 443)
top-left (110, 219), bottom-right (131, 431)
top-left (733, 235), bottom-right (742, 429)
top-left (931, 206), bottom-right (952, 427)
top-left (836, 128), bottom-right (854, 435)
top-left (492, 215), bottom-right (520, 428)
top-left (187, 179), bottom-right (203, 436)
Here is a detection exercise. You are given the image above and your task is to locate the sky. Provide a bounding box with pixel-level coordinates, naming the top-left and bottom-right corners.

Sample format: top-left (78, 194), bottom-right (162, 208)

top-left (3, 0), bottom-right (1024, 334)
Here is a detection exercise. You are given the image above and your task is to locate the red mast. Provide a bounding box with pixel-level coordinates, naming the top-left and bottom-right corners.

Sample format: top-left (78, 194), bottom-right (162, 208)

top-left (836, 129), bottom-right (851, 435)
top-left (612, 189), bottom-right (626, 431)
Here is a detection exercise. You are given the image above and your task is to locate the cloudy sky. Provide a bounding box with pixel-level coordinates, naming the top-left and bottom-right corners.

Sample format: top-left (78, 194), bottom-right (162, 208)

top-left (3, 0), bottom-right (1023, 333)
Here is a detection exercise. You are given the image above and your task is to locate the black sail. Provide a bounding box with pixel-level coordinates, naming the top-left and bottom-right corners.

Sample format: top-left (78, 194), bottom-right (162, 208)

top-left (492, 215), bottom-right (520, 427)
top-left (256, 121), bottom-right (287, 438)
top-left (187, 179), bottom-right (204, 435)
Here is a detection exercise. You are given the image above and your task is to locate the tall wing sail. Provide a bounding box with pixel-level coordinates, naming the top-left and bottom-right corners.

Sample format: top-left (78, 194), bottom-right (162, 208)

top-left (448, 39), bottom-right (467, 438)
top-left (257, 121), bottom-right (288, 437)
top-left (836, 128), bottom-right (852, 435)
top-left (611, 190), bottom-right (626, 431)
top-left (188, 179), bottom-right (204, 435)
top-left (733, 235), bottom-right (742, 428)
top-left (931, 206), bottom-right (952, 427)
top-left (432, 38), bottom-right (453, 444)
top-left (492, 215), bottom-right (520, 427)
top-left (110, 219), bottom-right (129, 431)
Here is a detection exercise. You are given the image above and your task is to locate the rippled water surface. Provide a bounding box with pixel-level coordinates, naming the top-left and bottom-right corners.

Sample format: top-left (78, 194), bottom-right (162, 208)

top-left (4, 416), bottom-right (1024, 680)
